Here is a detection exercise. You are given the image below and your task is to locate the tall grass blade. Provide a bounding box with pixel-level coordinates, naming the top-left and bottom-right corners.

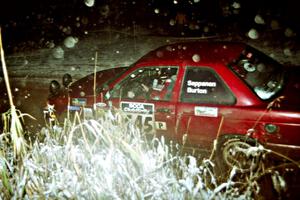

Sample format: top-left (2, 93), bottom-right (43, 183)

top-left (0, 28), bottom-right (27, 159)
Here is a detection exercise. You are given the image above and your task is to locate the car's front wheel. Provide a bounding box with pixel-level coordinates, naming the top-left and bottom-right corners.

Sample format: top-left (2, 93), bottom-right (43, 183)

top-left (215, 135), bottom-right (263, 178)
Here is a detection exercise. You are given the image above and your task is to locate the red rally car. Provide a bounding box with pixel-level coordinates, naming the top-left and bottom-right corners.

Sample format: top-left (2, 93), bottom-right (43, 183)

top-left (47, 41), bottom-right (300, 170)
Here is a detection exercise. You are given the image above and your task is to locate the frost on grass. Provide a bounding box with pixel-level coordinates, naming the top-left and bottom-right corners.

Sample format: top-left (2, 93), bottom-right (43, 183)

top-left (19, 112), bottom-right (220, 199)
top-left (0, 111), bottom-right (293, 199)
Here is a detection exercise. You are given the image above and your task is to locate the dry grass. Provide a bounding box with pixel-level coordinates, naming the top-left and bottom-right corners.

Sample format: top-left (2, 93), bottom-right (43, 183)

top-left (1, 108), bottom-right (298, 199)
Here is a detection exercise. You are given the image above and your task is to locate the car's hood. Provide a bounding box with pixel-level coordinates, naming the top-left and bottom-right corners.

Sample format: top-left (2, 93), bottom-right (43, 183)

top-left (69, 67), bottom-right (128, 97)
top-left (278, 68), bottom-right (300, 111)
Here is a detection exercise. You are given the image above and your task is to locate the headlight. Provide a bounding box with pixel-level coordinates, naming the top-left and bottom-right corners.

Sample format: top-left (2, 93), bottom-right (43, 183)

top-left (49, 80), bottom-right (61, 95)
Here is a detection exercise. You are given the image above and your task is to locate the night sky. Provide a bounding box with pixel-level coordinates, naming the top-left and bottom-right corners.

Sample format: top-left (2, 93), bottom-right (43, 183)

top-left (1, 0), bottom-right (299, 53)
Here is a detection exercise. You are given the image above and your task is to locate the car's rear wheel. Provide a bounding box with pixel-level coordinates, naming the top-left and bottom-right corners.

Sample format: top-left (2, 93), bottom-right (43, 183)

top-left (215, 135), bottom-right (262, 179)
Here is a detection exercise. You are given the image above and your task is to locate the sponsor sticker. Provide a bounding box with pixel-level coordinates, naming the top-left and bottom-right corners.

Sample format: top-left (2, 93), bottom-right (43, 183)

top-left (72, 98), bottom-right (87, 107)
top-left (121, 102), bottom-right (154, 115)
top-left (194, 106), bottom-right (218, 117)
top-left (121, 101), bottom-right (155, 133)
top-left (68, 105), bottom-right (81, 111)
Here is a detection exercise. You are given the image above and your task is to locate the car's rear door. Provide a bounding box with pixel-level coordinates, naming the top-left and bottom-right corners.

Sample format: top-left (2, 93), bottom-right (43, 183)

top-left (176, 66), bottom-right (237, 149)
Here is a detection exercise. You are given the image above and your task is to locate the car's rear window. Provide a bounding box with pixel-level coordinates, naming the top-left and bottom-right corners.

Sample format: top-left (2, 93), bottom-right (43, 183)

top-left (228, 46), bottom-right (285, 100)
top-left (180, 66), bottom-right (236, 105)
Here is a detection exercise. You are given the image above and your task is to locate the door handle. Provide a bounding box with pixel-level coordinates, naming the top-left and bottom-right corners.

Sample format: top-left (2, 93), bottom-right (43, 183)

top-left (156, 108), bottom-right (171, 114)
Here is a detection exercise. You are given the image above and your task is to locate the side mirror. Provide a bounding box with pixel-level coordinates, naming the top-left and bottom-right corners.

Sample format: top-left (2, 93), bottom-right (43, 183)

top-left (49, 80), bottom-right (61, 95)
top-left (62, 73), bottom-right (72, 87)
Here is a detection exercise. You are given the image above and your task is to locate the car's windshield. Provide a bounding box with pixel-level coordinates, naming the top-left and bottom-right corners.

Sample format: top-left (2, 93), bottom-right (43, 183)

top-left (100, 66), bottom-right (129, 90)
top-left (228, 46), bottom-right (285, 100)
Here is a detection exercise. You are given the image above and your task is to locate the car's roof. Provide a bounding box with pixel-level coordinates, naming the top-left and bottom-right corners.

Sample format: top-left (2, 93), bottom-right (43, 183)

top-left (136, 41), bottom-right (247, 66)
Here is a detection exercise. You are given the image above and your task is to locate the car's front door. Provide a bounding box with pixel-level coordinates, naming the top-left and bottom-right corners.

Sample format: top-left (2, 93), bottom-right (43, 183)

top-left (176, 66), bottom-right (236, 149)
top-left (107, 66), bottom-right (180, 140)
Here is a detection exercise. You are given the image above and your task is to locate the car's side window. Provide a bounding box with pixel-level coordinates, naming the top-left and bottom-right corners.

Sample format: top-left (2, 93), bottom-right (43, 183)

top-left (111, 66), bottom-right (178, 101)
top-left (180, 67), bottom-right (236, 105)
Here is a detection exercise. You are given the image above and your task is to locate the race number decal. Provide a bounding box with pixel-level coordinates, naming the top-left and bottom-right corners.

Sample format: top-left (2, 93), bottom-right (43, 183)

top-left (121, 101), bottom-right (155, 133)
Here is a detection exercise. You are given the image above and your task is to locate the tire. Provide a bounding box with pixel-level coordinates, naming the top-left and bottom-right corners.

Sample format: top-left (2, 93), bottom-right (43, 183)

top-left (215, 135), bottom-right (262, 178)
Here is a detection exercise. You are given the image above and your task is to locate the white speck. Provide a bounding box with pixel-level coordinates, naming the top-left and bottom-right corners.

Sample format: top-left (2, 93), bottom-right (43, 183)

top-left (194, 0), bottom-right (200, 3)
top-left (71, 66), bottom-right (76, 71)
top-left (14, 88), bottom-right (19, 92)
top-left (127, 91), bottom-right (135, 98)
top-left (169, 19), bottom-right (176, 26)
top-left (154, 8), bottom-right (160, 14)
top-left (284, 28), bottom-right (295, 37)
top-left (269, 53), bottom-right (275, 58)
top-left (192, 54), bottom-right (201, 62)
top-left (248, 28), bottom-right (259, 39)
top-left (257, 63), bottom-right (266, 72)
top-left (203, 26), bottom-right (209, 33)
top-left (116, 50), bottom-right (120, 54)
top-left (63, 36), bottom-right (78, 48)
top-left (84, 31), bottom-right (88, 35)
top-left (46, 41), bottom-right (55, 49)
top-left (80, 91), bottom-right (86, 97)
top-left (166, 46), bottom-right (172, 51)
top-left (232, 2), bottom-right (241, 9)
top-left (173, 0), bottom-right (178, 4)
top-left (254, 15), bottom-right (265, 24)
top-left (23, 59), bottom-right (29, 65)
top-left (62, 26), bottom-right (72, 35)
top-left (283, 48), bottom-right (292, 56)
top-left (156, 51), bottom-right (164, 58)
top-left (84, 0), bottom-right (94, 7)
top-left (52, 46), bottom-right (64, 59)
